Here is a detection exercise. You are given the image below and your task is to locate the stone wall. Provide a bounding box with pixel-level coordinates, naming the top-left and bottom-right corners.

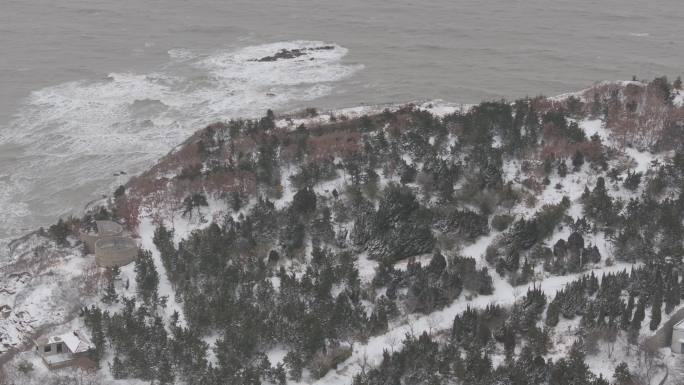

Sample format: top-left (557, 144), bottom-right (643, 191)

top-left (78, 220), bottom-right (136, 267)
top-left (79, 221), bottom-right (124, 253)
top-left (94, 238), bottom-right (137, 268)
top-left (644, 307), bottom-right (684, 351)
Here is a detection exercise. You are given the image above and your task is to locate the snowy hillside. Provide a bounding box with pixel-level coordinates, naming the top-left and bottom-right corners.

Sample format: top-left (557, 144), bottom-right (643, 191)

top-left (2, 77), bottom-right (684, 385)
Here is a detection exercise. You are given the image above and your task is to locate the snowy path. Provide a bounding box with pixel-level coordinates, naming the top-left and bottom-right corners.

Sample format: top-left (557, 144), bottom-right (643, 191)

top-left (310, 261), bottom-right (638, 385)
top-left (138, 217), bottom-right (186, 327)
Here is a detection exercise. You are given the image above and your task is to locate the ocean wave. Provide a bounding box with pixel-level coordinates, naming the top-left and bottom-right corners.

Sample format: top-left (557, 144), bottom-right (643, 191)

top-left (0, 40), bottom-right (362, 239)
top-left (167, 48), bottom-right (198, 61)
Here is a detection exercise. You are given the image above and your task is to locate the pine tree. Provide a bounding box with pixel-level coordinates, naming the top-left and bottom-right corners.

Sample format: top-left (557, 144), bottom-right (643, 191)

top-left (272, 363), bottom-right (287, 385)
top-left (629, 298), bottom-right (645, 344)
top-left (665, 271), bottom-right (680, 314)
top-left (428, 252), bottom-right (447, 275)
top-left (620, 296), bottom-right (634, 330)
top-left (400, 163), bottom-right (417, 184)
top-left (591, 93), bottom-right (602, 117)
top-left (572, 150), bottom-right (584, 171)
top-left (501, 324), bottom-right (516, 358)
top-left (181, 192), bottom-right (209, 219)
top-left (650, 275), bottom-right (663, 331)
top-left (135, 249), bottom-right (160, 304)
top-left (632, 298), bottom-right (645, 325)
top-left (583, 177), bottom-right (614, 225)
top-left (48, 218), bottom-right (70, 246)
top-left (612, 362), bottom-right (634, 385)
top-left (85, 306), bottom-right (106, 365)
top-left (557, 159), bottom-right (568, 178)
top-left (284, 351), bottom-right (303, 381)
top-left (546, 301), bottom-right (560, 327)
top-left (102, 277), bottom-right (118, 304)
top-left (157, 354), bottom-right (175, 385)
top-left (623, 170), bottom-right (642, 191)
top-left (110, 355), bottom-right (127, 379)
top-left (567, 340), bottom-right (590, 383)
top-left (292, 187), bottom-right (317, 216)
top-left (268, 249), bottom-right (280, 263)
top-left (580, 302), bottom-right (597, 329)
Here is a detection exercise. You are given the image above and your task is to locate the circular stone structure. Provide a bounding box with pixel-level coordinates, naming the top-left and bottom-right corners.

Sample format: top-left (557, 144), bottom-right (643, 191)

top-left (94, 237), bottom-right (137, 267)
top-left (79, 220), bottom-right (125, 253)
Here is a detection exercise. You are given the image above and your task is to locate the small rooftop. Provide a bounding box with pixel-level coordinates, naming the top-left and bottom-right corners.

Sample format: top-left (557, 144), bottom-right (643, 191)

top-left (37, 330), bottom-right (94, 354)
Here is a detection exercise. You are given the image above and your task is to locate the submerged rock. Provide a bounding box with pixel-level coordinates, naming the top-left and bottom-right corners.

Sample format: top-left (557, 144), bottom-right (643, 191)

top-left (253, 45), bottom-right (335, 62)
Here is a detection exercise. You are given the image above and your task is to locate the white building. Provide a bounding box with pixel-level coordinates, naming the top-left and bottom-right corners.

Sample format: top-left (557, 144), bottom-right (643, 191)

top-left (671, 319), bottom-right (684, 353)
top-left (33, 330), bottom-right (95, 370)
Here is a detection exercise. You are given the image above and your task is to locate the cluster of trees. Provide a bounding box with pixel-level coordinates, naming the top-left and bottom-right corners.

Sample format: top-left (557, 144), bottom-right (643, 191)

top-left (612, 176), bottom-right (684, 263)
top-left (372, 252), bottom-right (493, 314)
top-left (547, 261), bottom-right (683, 347)
top-left (354, 263), bottom-right (679, 384)
top-left (486, 197), bottom-right (572, 283)
top-left (352, 184), bottom-right (435, 262)
top-left (353, 291), bottom-right (619, 385)
top-left (76, 77), bottom-right (684, 384)
top-left (44, 206), bottom-right (117, 246)
top-left (151, 219), bottom-right (396, 382)
top-left (434, 208), bottom-right (490, 241)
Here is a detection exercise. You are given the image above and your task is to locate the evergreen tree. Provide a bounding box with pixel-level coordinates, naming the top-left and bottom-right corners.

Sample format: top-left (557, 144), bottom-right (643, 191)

top-left (621, 296), bottom-right (634, 330)
top-left (272, 363), bottom-right (287, 385)
top-left (582, 177), bottom-right (614, 225)
top-left (400, 163), bottom-right (417, 184)
top-left (83, 306), bottom-right (106, 364)
top-left (283, 351), bottom-right (303, 381)
top-left (557, 159), bottom-right (568, 178)
top-left (629, 298), bottom-right (645, 344)
top-left (157, 354), bottom-right (175, 385)
top-left (546, 301), bottom-right (560, 327)
top-left (650, 274), bottom-right (663, 331)
top-left (229, 191), bottom-right (243, 212)
top-left (102, 276), bottom-right (118, 304)
top-left (566, 340), bottom-right (591, 383)
top-left (292, 187), bottom-right (317, 216)
top-left (665, 271), bottom-right (680, 314)
top-left (135, 249), bottom-right (160, 304)
top-left (268, 249), bottom-right (280, 263)
top-left (612, 362), bottom-right (635, 385)
top-left (110, 355), bottom-right (127, 379)
top-left (48, 218), bottom-right (71, 246)
top-left (623, 170), bottom-right (642, 191)
top-left (572, 150), bottom-right (584, 171)
top-left (182, 193), bottom-right (209, 219)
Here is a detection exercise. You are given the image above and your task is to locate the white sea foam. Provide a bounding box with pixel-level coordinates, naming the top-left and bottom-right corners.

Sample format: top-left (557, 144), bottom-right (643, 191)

top-left (167, 48), bottom-right (198, 61)
top-left (0, 40), bottom-right (362, 242)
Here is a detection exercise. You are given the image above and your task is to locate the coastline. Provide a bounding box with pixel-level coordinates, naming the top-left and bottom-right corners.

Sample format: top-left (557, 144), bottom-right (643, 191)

top-left (2, 78), bottom-right (683, 384)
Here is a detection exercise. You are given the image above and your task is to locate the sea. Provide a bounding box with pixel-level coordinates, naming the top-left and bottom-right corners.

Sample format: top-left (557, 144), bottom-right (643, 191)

top-left (1, 0), bottom-right (683, 250)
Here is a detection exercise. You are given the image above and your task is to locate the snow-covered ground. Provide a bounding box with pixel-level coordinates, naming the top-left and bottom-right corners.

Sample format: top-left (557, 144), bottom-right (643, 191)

top-left (274, 99), bottom-right (472, 132)
top-left (3, 83), bottom-right (682, 384)
top-left (673, 89), bottom-right (684, 107)
top-left (137, 217), bottom-right (186, 327)
top-left (0, 235), bottom-right (95, 355)
top-left (309, 262), bottom-right (639, 385)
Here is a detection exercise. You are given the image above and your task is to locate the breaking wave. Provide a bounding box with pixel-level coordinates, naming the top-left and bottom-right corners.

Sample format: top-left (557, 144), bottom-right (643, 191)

top-left (0, 40), bottom-right (362, 241)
